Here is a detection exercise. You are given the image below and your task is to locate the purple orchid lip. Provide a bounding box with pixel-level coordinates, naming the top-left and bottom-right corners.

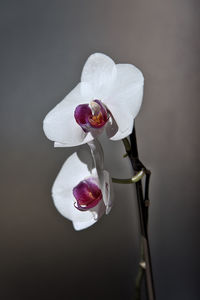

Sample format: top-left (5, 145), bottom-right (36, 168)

top-left (74, 100), bottom-right (109, 132)
top-left (73, 177), bottom-right (102, 211)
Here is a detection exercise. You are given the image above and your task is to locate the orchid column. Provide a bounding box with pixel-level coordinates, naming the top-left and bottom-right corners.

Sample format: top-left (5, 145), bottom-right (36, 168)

top-left (43, 53), bottom-right (155, 299)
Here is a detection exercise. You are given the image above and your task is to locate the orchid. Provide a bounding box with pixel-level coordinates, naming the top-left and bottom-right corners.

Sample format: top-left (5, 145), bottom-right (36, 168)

top-left (43, 53), bottom-right (144, 147)
top-left (43, 52), bottom-right (156, 298)
top-left (51, 145), bottom-right (112, 231)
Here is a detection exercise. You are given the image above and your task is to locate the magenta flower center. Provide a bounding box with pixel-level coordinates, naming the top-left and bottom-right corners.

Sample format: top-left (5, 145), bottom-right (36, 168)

top-left (73, 178), bottom-right (102, 211)
top-left (74, 100), bottom-right (109, 132)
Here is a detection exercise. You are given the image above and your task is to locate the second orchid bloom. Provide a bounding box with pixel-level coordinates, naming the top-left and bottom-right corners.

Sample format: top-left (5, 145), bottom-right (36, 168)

top-left (52, 143), bottom-right (112, 230)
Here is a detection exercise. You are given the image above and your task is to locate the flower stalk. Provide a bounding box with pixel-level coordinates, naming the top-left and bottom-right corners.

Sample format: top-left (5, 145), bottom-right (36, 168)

top-left (112, 170), bottom-right (145, 184)
top-left (122, 128), bottom-right (155, 300)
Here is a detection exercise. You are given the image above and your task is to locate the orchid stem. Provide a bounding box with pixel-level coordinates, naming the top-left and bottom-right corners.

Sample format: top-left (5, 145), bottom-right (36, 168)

top-left (122, 137), bottom-right (131, 152)
top-left (112, 170), bottom-right (145, 184)
top-left (122, 128), bottom-right (155, 300)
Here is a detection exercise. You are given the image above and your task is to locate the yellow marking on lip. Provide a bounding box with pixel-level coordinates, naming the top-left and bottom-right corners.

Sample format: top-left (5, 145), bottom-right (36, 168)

top-left (90, 112), bottom-right (103, 125)
top-left (88, 191), bottom-right (96, 200)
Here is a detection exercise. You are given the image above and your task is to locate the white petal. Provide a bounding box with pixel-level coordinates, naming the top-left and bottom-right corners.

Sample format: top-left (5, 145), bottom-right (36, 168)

top-left (54, 133), bottom-right (93, 147)
top-left (104, 64), bottom-right (144, 140)
top-left (87, 139), bottom-right (104, 171)
top-left (73, 200), bottom-right (106, 231)
top-left (108, 64), bottom-right (144, 116)
top-left (52, 152), bottom-right (91, 220)
top-left (81, 53), bottom-right (117, 99)
top-left (52, 151), bottom-right (106, 230)
top-left (43, 83), bottom-right (94, 146)
top-left (87, 139), bottom-right (109, 206)
top-left (105, 103), bottom-right (134, 140)
top-left (103, 170), bottom-right (113, 214)
top-left (73, 218), bottom-right (96, 231)
top-left (87, 142), bottom-right (112, 211)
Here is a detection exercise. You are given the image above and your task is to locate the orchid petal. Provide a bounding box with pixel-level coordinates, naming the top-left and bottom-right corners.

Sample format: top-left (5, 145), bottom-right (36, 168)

top-left (105, 103), bottom-right (134, 140)
top-left (87, 139), bottom-right (108, 206)
top-left (103, 170), bottom-right (113, 214)
top-left (54, 135), bottom-right (93, 148)
top-left (87, 139), bottom-right (104, 171)
top-left (81, 53), bottom-right (117, 99)
top-left (105, 63), bottom-right (144, 140)
top-left (52, 152), bottom-right (93, 221)
top-left (73, 200), bottom-right (105, 230)
top-left (43, 83), bottom-right (94, 146)
top-left (112, 64), bottom-right (144, 116)
top-left (87, 140), bottom-right (113, 210)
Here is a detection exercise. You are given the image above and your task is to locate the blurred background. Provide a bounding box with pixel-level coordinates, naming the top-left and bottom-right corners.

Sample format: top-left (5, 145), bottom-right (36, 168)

top-left (0, 0), bottom-right (199, 299)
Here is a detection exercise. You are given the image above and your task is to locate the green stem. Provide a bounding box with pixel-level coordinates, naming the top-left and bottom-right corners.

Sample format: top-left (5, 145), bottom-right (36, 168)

top-left (122, 137), bottom-right (131, 152)
top-left (112, 170), bottom-right (145, 184)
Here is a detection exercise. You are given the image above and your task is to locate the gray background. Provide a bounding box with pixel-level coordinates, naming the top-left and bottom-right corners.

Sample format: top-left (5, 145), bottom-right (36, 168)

top-left (0, 0), bottom-right (199, 299)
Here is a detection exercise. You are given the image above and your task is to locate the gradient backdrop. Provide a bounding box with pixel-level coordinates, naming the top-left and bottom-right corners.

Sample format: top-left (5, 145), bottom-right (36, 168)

top-left (0, 0), bottom-right (199, 299)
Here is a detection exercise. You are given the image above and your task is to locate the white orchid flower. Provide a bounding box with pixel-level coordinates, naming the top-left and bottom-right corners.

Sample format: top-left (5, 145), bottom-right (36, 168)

top-left (52, 144), bottom-right (112, 230)
top-left (43, 53), bottom-right (144, 147)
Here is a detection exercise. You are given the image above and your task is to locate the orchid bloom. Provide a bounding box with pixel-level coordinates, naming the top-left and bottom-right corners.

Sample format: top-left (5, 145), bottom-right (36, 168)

top-left (52, 146), bottom-right (112, 230)
top-left (43, 53), bottom-right (144, 147)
